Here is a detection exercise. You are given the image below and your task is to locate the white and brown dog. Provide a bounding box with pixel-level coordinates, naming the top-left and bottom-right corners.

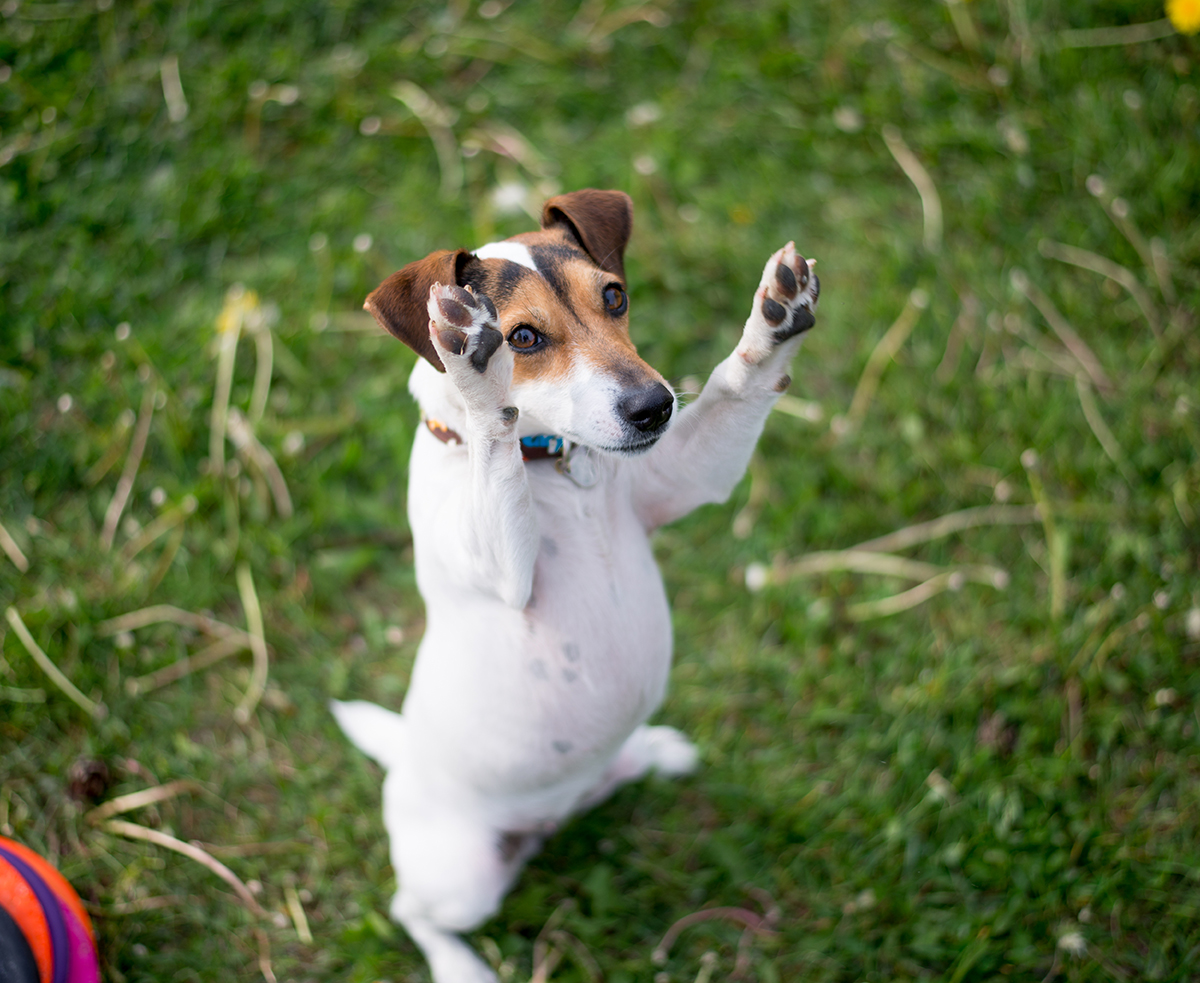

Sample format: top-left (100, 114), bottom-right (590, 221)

top-left (332, 189), bottom-right (819, 982)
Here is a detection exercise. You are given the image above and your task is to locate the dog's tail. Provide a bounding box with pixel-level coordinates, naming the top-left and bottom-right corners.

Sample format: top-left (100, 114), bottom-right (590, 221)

top-left (329, 699), bottom-right (407, 770)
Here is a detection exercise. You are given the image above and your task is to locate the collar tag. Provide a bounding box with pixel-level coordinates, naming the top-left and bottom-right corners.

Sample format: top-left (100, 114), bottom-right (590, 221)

top-left (556, 443), bottom-right (600, 487)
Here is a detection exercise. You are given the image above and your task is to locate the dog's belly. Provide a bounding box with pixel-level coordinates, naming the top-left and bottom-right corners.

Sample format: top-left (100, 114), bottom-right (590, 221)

top-left (402, 462), bottom-right (673, 820)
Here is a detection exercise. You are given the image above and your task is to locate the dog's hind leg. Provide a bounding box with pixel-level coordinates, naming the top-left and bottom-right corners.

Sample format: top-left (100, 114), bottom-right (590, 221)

top-left (384, 803), bottom-right (538, 983)
top-left (575, 724), bottom-right (699, 812)
top-left (333, 700), bottom-right (517, 980)
top-left (401, 916), bottom-right (499, 983)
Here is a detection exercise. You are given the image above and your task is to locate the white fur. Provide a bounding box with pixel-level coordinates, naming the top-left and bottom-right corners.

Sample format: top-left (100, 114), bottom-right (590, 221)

top-left (334, 243), bottom-right (818, 983)
top-left (473, 240), bottom-right (539, 271)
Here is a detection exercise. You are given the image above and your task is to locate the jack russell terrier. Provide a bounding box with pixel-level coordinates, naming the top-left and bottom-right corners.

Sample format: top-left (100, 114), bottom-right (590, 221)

top-left (332, 189), bottom-right (819, 983)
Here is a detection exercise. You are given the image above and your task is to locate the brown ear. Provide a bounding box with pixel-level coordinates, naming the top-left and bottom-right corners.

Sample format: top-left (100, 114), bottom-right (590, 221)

top-left (541, 189), bottom-right (633, 281)
top-left (363, 249), bottom-right (472, 372)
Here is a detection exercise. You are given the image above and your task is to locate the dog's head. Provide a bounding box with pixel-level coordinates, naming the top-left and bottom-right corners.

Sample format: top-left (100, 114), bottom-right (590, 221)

top-left (364, 189), bottom-right (674, 455)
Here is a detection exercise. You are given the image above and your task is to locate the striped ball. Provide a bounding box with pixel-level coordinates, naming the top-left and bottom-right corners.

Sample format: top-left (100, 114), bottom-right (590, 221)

top-left (0, 837), bottom-right (99, 983)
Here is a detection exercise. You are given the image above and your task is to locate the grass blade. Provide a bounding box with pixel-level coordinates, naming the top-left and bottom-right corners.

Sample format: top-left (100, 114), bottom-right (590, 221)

top-left (5, 606), bottom-right (106, 720)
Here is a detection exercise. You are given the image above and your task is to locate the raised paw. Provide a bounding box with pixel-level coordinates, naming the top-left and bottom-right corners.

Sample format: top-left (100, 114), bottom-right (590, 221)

top-left (739, 243), bottom-right (820, 366)
top-left (427, 283), bottom-right (503, 374)
top-left (427, 283), bottom-right (516, 424)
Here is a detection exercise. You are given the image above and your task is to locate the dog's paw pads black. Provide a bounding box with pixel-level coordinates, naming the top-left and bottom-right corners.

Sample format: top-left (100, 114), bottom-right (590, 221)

top-left (761, 295), bottom-right (787, 327)
top-left (428, 282), bottom-right (504, 374)
top-left (436, 289), bottom-right (475, 328)
top-left (437, 327), bottom-right (468, 354)
top-left (762, 243), bottom-right (819, 345)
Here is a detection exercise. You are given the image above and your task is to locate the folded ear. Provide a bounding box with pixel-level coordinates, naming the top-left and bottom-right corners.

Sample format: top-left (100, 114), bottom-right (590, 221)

top-left (541, 189), bottom-right (633, 281)
top-left (363, 249), bottom-right (472, 372)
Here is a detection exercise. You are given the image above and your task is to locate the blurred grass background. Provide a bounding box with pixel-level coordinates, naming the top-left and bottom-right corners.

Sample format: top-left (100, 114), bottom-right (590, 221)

top-left (2, 1), bottom-right (1200, 980)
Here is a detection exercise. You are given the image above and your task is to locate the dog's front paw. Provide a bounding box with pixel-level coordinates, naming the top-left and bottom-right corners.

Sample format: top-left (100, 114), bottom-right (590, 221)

top-left (738, 242), bottom-right (820, 366)
top-left (427, 283), bottom-right (515, 420)
top-left (428, 283), bottom-right (504, 372)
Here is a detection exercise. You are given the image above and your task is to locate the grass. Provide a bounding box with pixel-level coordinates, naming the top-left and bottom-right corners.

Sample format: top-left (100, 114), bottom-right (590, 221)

top-left (2, 1), bottom-right (1199, 980)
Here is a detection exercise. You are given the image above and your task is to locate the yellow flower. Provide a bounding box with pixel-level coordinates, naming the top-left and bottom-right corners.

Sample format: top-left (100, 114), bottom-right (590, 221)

top-left (215, 286), bottom-right (259, 334)
top-left (1168, 0), bottom-right (1200, 34)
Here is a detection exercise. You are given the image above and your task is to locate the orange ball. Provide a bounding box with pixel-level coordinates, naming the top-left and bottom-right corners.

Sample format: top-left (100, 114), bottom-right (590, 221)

top-left (0, 852), bottom-right (51, 983)
top-left (0, 839), bottom-right (92, 944)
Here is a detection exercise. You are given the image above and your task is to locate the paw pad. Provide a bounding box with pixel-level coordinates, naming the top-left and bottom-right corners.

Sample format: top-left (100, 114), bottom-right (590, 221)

top-left (428, 283), bottom-right (504, 374)
top-left (758, 242), bottom-right (819, 346)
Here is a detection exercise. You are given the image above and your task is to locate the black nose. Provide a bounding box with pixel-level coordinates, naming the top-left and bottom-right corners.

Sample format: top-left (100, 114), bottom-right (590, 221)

top-left (619, 382), bottom-right (674, 433)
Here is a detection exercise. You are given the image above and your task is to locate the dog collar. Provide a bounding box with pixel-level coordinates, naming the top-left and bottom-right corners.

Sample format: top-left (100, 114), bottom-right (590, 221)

top-left (424, 418), bottom-right (564, 461)
top-left (518, 433), bottom-right (565, 460)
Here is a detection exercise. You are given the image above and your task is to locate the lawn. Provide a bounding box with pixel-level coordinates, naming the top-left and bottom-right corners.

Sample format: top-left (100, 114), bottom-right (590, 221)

top-left (2, 1), bottom-right (1199, 980)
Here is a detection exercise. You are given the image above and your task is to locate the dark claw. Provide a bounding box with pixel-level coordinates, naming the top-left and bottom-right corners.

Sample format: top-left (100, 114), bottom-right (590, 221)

top-left (775, 262), bottom-right (797, 299)
top-left (761, 296), bottom-right (787, 327)
top-left (438, 328), bottom-right (468, 355)
top-left (470, 325), bottom-right (504, 372)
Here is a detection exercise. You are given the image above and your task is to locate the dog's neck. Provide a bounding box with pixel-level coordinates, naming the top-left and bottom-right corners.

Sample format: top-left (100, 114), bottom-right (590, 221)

top-left (409, 359), bottom-right (565, 460)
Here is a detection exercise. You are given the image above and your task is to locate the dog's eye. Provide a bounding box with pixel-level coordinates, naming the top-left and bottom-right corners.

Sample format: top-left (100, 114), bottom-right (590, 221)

top-left (508, 325), bottom-right (542, 350)
top-left (603, 284), bottom-right (628, 315)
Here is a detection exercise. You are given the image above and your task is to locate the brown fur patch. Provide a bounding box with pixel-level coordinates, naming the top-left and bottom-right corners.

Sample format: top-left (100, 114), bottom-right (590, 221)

top-left (364, 190), bottom-right (656, 387)
top-left (461, 238), bottom-right (660, 390)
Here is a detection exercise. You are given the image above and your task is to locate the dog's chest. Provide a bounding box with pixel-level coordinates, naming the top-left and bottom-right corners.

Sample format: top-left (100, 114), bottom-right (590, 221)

top-left (526, 466), bottom-right (672, 684)
top-left (481, 462), bottom-right (674, 713)
top-left (406, 456), bottom-right (675, 795)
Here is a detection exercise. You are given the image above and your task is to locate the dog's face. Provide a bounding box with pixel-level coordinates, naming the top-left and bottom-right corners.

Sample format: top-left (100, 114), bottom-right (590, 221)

top-left (364, 190), bottom-right (675, 454)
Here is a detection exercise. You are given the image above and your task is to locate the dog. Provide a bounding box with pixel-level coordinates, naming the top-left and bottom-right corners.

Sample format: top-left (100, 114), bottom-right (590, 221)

top-left (331, 189), bottom-right (819, 983)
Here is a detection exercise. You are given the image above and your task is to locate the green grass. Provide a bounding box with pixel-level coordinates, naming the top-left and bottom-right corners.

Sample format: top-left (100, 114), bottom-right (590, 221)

top-left (2, 2), bottom-right (1199, 980)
